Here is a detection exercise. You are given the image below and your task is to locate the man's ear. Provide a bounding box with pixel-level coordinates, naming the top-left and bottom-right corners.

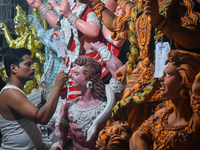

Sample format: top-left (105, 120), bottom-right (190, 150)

top-left (10, 64), bottom-right (18, 74)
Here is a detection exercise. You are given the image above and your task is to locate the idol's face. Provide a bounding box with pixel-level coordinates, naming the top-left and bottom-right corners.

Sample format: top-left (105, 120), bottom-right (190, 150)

top-left (14, 17), bottom-right (25, 36)
top-left (71, 65), bottom-right (86, 88)
top-left (159, 62), bottom-right (182, 100)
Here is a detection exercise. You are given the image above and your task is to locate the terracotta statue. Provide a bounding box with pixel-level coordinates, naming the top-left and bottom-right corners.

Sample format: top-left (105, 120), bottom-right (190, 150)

top-left (130, 50), bottom-right (200, 150)
top-left (0, 5), bottom-right (45, 94)
top-left (50, 55), bottom-right (116, 150)
top-left (101, 1), bottom-right (126, 63)
top-left (96, 120), bottom-right (132, 150)
top-left (79, 0), bottom-right (200, 130)
top-left (77, 0), bottom-right (200, 148)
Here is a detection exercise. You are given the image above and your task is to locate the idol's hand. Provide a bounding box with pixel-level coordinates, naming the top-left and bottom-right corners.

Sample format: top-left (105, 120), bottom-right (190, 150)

top-left (26, 0), bottom-right (44, 10)
top-left (79, 0), bottom-right (94, 5)
top-left (192, 72), bottom-right (200, 96)
top-left (112, 39), bottom-right (125, 48)
top-left (0, 22), bottom-right (7, 31)
top-left (59, 0), bottom-right (72, 18)
top-left (143, 0), bottom-right (160, 26)
top-left (51, 31), bottom-right (61, 38)
top-left (90, 41), bottom-right (106, 53)
top-left (47, 1), bottom-right (59, 11)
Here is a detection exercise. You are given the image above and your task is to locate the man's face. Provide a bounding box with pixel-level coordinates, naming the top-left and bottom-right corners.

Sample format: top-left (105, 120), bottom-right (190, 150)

top-left (16, 55), bottom-right (35, 81)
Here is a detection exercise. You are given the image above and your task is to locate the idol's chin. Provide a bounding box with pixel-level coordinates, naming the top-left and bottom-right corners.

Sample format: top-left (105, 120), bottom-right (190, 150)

top-left (160, 90), bottom-right (168, 98)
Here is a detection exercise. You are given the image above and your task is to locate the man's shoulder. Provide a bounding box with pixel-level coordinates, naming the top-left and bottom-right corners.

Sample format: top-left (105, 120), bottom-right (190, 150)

top-left (1, 87), bottom-right (27, 102)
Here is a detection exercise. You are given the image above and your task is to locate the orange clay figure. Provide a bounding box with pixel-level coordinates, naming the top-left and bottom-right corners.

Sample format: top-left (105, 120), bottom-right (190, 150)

top-left (130, 50), bottom-right (200, 150)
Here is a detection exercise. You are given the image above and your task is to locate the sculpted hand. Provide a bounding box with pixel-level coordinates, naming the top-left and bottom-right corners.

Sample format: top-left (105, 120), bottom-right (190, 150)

top-left (51, 31), bottom-right (61, 38)
top-left (115, 63), bottom-right (127, 82)
top-left (59, 0), bottom-right (72, 18)
top-left (79, 0), bottom-right (94, 5)
top-left (62, 55), bottom-right (67, 63)
top-left (143, 0), bottom-right (160, 26)
top-left (112, 39), bottom-right (125, 48)
top-left (47, 1), bottom-right (59, 11)
top-left (54, 70), bottom-right (69, 91)
top-left (28, 15), bottom-right (38, 24)
top-left (116, 6), bottom-right (125, 16)
top-left (26, 0), bottom-right (44, 9)
top-left (191, 72), bottom-right (200, 116)
top-left (0, 22), bottom-right (7, 31)
top-left (90, 41), bottom-right (106, 53)
top-left (192, 72), bottom-right (200, 96)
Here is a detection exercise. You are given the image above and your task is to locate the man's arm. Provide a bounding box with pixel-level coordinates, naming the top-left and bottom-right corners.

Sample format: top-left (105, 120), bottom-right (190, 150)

top-left (5, 71), bottom-right (68, 125)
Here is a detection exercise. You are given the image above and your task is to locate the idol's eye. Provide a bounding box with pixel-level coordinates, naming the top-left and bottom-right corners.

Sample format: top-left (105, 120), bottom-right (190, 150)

top-left (166, 73), bottom-right (171, 77)
top-left (73, 71), bottom-right (79, 75)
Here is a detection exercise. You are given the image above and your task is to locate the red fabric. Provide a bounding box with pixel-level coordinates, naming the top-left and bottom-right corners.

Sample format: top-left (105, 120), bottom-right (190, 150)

top-left (85, 52), bottom-right (109, 80)
top-left (106, 41), bottom-right (121, 58)
top-left (66, 7), bottom-right (93, 101)
top-left (69, 6), bottom-right (92, 52)
top-left (66, 6), bottom-right (122, 101)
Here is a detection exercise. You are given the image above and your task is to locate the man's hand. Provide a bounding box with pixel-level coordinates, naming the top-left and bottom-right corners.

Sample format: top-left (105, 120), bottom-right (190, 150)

top-left (192, 72), bottom-right (200, 96)
top-left (54, 70), bottom-right (69, 91)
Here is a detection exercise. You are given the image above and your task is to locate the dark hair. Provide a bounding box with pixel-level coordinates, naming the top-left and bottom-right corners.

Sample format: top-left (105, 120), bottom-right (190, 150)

top-left (4, 47), bottom-right (32, 77)
top-left (74, 55), bottom-right (106, 101)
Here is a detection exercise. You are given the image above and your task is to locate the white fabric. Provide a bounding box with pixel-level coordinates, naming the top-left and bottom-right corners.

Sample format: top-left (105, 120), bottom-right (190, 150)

top-left (27, 86), bottom-right (65, 150)
top-left (0, 85), bottom-right (42, 150)
top-left (86, 12), bottom-right (100, 25)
